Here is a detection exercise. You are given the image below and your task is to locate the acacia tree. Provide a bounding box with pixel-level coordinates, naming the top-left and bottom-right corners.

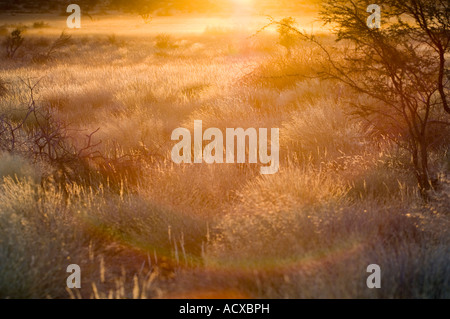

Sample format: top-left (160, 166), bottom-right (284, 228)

top-left (277, 17), bottom-right (298, 56)
top-left (390, 0), bottom-right (450, 114)
top-left (271, 0), bottom-right (449, 197)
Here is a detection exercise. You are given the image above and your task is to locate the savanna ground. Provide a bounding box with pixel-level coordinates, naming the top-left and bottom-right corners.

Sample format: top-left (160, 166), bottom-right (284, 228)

top-left (0, 6), bottom-right (449, 299)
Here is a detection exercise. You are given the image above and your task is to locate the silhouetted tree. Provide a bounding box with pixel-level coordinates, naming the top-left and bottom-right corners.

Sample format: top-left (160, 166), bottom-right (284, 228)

top-left (270, 0), bottom-right (449, 197)
top-left (4, 29), bottom-right (24, 59)
top-left (277, 17), bottom-right (298, 56)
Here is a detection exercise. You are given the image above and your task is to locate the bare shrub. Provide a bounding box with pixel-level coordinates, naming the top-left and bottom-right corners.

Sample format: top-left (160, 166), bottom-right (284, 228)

top-left (0, 79), bottom-right (101, 185)
top-left (32, 31), bottom-right (72, 64)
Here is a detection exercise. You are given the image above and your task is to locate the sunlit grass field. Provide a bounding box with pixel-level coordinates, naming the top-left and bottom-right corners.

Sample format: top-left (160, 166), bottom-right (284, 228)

top-left (0, 9), bottom-right (449, 299)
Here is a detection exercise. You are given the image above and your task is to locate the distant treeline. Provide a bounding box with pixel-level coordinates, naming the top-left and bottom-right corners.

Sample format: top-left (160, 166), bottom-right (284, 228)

top-left (0, 0), bottom-right (319, 14)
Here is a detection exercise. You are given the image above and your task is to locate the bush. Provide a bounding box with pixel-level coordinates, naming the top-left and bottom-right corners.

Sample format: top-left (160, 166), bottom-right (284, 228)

top-left (277, 17), bottom-right (298, 54)
top-left (155, 34), bottom-right (178, 50)
top-left (207, 168), bottom-right (350, 264)
top-left (4, 28), bottom-right (24, 58)
top-left (0, 177), bottom-right (86, 298)
top-left (242, 45), bottom-right (327, 89)
top-left (281, 98), bottom-right (367, 163)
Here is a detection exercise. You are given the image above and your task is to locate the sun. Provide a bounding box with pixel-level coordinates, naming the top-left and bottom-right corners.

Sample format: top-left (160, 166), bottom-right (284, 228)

top-left (229, 0), bottom-right (254, 13)
top-left (230, 0), bottom-right (254, 8)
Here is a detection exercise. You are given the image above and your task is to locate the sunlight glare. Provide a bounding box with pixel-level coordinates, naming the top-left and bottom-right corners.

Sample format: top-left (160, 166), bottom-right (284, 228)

top-left (230, 0), bottom-right (254, 11)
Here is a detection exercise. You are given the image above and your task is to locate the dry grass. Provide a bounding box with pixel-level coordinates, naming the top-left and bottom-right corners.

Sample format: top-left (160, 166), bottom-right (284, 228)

top-left (0, 22), bottom-right (448, 299)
